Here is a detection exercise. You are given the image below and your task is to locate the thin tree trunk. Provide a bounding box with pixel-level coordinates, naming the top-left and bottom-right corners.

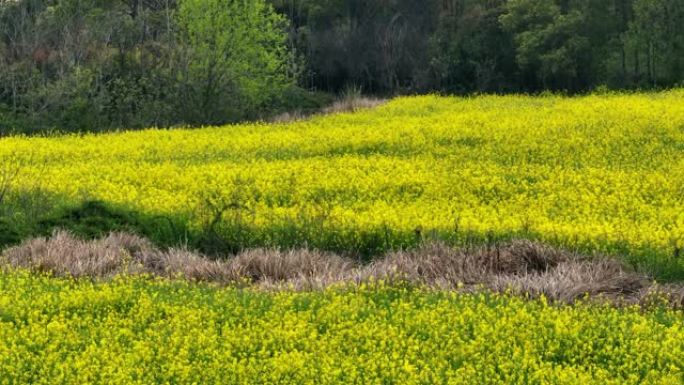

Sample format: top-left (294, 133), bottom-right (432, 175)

top-left (646, 41), bottom-right (652, 85)
top-left (634, 46), bottom-right (639, 81)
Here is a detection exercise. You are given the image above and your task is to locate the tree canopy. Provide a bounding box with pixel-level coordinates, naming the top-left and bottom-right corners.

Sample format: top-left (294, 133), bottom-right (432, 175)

top-left (273, 0), bottom-right (684, 93)
top-left (0, 0), bottom-right (295, 134)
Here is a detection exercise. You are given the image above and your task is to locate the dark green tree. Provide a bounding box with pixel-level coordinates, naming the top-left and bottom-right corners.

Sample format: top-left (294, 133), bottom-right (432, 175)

top-left (500, 0), bottom-right (591, 91)
top-left (429, 0), bottom-right (518, 93)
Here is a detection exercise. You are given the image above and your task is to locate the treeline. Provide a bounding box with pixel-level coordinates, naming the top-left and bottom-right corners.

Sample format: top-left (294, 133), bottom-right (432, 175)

top-left (1, 0), bottom-right (683, 134)
top-left (272, 0), bottom-right (684, 94)
top-left (0, 0), bottom-right (310, 134)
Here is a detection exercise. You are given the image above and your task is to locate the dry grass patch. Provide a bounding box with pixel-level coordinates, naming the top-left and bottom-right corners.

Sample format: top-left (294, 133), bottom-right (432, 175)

top-left (3, 231), bottom-right (679, 306)
top-left (2, 231), bottom-right (152, 278)
top-left (270, 96), bottom-right (386, 123)
top-left (321, 97), bottom-right (386, 115)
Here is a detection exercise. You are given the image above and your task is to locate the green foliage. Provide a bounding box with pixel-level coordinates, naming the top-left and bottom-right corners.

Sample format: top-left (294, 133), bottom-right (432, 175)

top-left (428, 0), bottom-right (517, 93)
top-left (0, 0), bottom-right (300, 134)
top-left (0, 0), bottom-right (683, 133)
top-left (175, 0), bottom-right (293, 124)
top-left (275, 87), bottom-right (334, 115)
top-left (0, 217), bottom-right (22, 248)
top-left (626, 0), bottom-right (684, 87)
top-left (271, 0), bottom-right (441, 93)
top-left (272, 0), bottom-right (684, 94)
top-left (500, 0), bottom-right (591, 91)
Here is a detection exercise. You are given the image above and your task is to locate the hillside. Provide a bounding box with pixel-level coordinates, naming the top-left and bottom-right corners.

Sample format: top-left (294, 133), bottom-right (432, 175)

top-left (2, 91), bottom-right (684, 277)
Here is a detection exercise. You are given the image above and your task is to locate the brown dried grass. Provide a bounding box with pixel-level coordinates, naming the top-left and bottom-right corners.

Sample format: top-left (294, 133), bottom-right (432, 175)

top-left (2, 231), bottom-right (152, 278)
top-left (3, 231), bottom-right (679, 306)
top-left (321, 97), bottom-right (386, 115)
top-left (270, 97), bottom-right (386, 123)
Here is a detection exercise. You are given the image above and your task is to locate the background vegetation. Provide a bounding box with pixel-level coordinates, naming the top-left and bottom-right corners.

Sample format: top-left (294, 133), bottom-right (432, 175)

top-left (1, 0), bottom-right (683, 134)
top-left (0, 0), bottom-right (304, 134)
top-left (273, 0), bottom-right (684, 93)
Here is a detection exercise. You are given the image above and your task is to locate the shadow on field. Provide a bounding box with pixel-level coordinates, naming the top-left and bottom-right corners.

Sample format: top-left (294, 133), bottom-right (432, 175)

top-left (4, 230), bottom-right (683, 308)
top-left (0, 197), bottom-right (194, 250)
top-left (36, 201), bottom-right (181, 240)
top-left (2, 190), bottom-right (684, 283)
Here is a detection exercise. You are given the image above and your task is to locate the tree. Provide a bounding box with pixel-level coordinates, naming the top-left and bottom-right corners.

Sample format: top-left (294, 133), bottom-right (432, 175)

top-left (175, 0), bottom-right (293, 124)
top-left (0, 0), bottom-right (180, 133)
top-left (625, 0), bottom-right (684, 87)
top-left (500, 0), bottom-right (590, 91)
top-left (270, 0), bottom-right (440, 94)
top-left (429, 0), bottom-right (518, 93)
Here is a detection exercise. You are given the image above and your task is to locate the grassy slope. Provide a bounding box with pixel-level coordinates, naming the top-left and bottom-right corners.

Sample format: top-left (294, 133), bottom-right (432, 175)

top-left (1, 91), bottom-right (684, 277)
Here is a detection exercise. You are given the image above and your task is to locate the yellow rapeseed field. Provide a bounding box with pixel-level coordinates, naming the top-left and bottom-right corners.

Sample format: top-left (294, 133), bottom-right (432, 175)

top-left (1, 91), bottom-right (684, 274)
top-left (2, 92), bottom-right (684, 384)
top-left (0, 271), bottom-right (682, 385)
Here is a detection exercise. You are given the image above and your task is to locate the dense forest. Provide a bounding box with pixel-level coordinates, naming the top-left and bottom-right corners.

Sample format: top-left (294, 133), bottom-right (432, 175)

top-left (273, 0), bottom-right (684, 94)
top-left (1, 0), bottom-right (683, 134)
